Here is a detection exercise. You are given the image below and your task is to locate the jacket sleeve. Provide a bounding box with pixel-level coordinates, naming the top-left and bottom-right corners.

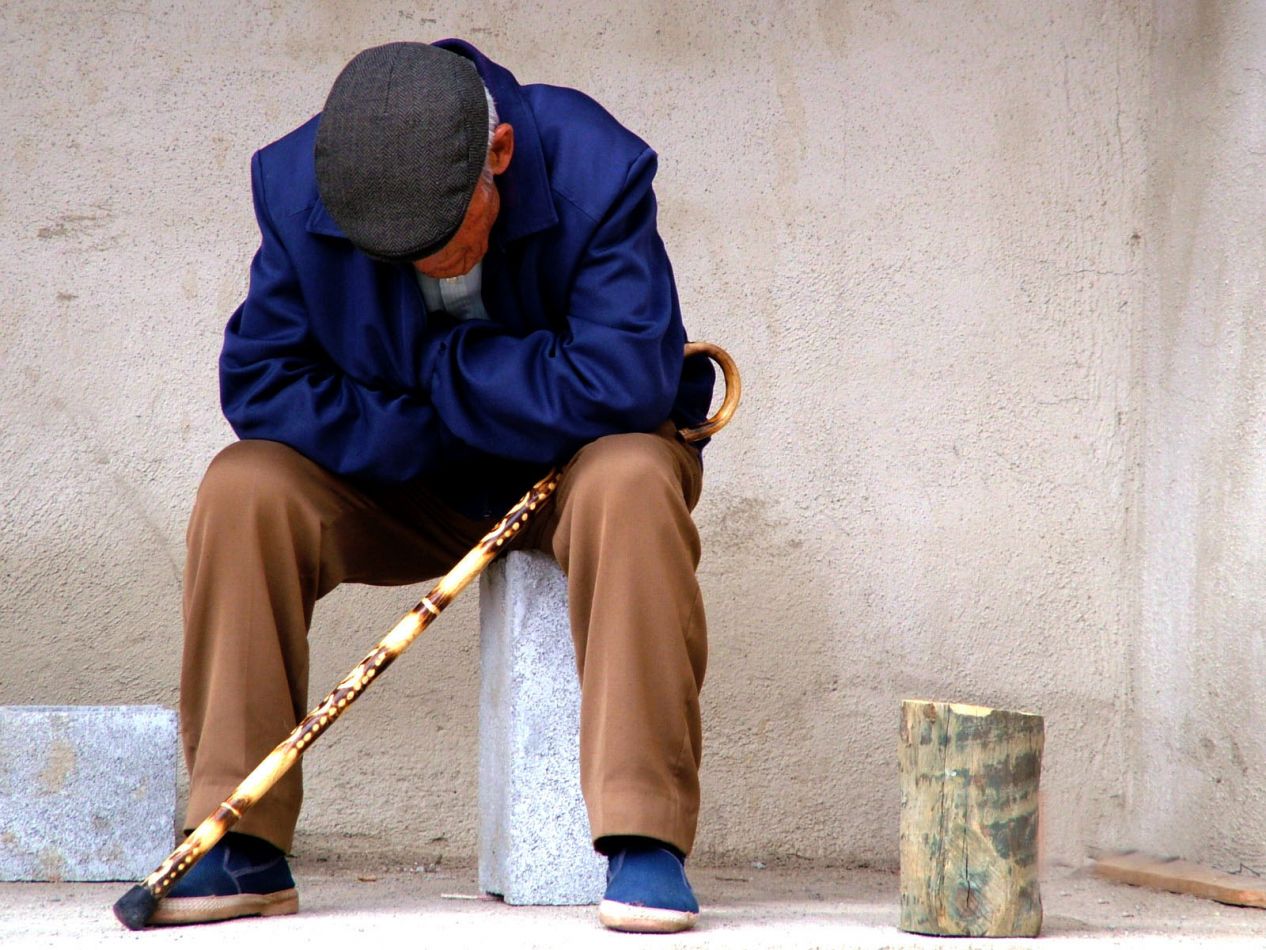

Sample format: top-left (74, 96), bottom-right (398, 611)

top-left (220, 151), bottom-right (463, 483)
top-left (419, 146), bottom-right (686, 465)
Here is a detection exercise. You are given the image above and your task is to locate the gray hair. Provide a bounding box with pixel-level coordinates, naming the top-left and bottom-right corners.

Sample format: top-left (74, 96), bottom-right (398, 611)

top-left (480, 86), bottom-right (499, 186)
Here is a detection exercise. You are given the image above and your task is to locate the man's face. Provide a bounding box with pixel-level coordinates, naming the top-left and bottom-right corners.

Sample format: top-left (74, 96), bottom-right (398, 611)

top-left (412, 122), bottom-right (514, 279)
top-left (412, 176), bottom-right (499, 278)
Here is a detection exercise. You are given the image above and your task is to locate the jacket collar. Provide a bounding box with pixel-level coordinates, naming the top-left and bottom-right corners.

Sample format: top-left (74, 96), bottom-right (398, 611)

top-left (306, 194), bottom-right (343, 238)
top-left (307, 38), bottom-right (559, 246)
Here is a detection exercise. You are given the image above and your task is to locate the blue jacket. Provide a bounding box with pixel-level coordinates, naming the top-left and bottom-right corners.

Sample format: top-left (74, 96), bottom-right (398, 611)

top-left (220, 39), bottom-right (714, 518)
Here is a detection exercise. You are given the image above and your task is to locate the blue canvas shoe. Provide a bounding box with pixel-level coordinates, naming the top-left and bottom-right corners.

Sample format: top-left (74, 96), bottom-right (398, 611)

top-left (598, 841), bottom-right (700, 933)
top-left (151, 832), bottom-right (298, 925)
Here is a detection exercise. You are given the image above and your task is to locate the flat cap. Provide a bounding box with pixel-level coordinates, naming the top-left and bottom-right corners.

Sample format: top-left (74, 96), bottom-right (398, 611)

top-left (315, 42), bottom-right (489, 261)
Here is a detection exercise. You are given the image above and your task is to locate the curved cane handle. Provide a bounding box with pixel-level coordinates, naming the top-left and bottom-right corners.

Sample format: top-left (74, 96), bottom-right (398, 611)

top-left (678, 341), bottom-right (742, 443)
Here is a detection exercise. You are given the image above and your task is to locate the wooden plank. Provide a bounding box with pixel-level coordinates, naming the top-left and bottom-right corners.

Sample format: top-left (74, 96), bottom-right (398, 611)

top-left (1093, 852), bottom-right (1266, 909)
top-left (898, 699), bottom-right (1045, 937)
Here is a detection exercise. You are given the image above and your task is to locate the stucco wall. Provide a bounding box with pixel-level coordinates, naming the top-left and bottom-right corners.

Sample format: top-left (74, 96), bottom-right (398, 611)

top-left (2, 1), bottom-right (1252, 871)
top-left (1130, 2), bottom-right (1266, 871)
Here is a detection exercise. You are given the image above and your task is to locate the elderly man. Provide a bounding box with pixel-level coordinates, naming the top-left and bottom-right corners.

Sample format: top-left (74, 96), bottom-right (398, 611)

top-left (158, 40), bottom-right (715, 934)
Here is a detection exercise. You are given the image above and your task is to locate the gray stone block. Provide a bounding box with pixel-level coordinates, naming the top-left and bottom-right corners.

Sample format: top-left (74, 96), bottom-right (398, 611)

top-left (0, 705), bottom-right (177, 881)
top-left (478, 550), bottom-right (607, 905)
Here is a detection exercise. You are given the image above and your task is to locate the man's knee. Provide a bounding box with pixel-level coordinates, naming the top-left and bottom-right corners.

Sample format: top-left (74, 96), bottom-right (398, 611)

top-left (195, 440), bottom-right (317, 515)
top-left (566, 432), bottom-right (685, 508)
top-left (558, 432), bottom-right (703, 557)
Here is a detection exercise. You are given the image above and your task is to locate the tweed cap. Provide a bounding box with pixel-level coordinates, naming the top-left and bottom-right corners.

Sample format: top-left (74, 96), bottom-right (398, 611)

top-left (315, 42), bottom-right (489, 261)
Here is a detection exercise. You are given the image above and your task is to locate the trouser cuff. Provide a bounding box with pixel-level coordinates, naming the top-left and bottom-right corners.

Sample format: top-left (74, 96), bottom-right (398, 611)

top-left (586, 787), bottom-right (698, 857)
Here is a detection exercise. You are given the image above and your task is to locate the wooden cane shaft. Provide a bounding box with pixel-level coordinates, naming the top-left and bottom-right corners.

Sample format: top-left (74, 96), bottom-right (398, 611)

top-left (135, 469), bottom-right (560, 901)
top-left (123, 340), bottom-right (741, 919)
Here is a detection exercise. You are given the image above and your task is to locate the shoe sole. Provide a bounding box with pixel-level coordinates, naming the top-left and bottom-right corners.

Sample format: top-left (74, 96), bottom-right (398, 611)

top-left (598, 898), bottom-right (699, 934)
top-left (149, 888), bottom-right (299, 926)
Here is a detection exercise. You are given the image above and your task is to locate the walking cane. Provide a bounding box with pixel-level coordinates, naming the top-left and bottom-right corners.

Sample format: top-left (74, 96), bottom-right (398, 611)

top-left (113, 341), bottom-right (740, 930)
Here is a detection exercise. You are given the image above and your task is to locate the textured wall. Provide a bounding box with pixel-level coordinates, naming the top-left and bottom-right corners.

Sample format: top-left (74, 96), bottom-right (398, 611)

top-left (2, 1), bottom-right (1231, 870)
top-left (1130, 2), bottom-right (1266, 870)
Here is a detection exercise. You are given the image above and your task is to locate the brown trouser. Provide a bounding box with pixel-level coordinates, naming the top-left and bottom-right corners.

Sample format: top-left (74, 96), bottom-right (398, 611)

top-left (180, 424), bottom-right (706, 855)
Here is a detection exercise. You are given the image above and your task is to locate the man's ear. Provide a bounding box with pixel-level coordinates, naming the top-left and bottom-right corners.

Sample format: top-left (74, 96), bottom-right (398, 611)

top-left (489, 123), bottom-right (514, 175)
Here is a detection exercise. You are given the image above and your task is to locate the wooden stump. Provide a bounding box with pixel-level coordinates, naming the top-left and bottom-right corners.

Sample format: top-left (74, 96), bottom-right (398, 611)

top-left (899, 700), bottom-right (1044, 937)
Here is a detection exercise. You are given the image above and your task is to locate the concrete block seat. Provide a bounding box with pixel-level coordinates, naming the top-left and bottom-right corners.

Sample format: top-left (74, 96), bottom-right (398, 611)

top-left (478, 550), bottom-right (606, 905)
top-left (0, 705), bottom-right (177, 881)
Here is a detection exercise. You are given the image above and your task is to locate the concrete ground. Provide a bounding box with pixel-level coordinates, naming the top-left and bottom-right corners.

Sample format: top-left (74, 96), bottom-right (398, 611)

top-left (3, 857), bottom-right (1265, 949)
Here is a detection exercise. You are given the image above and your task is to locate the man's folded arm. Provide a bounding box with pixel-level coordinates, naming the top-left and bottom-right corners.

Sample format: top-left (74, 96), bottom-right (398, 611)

top-left (220, 152), bottom-right (458, 484)
top-left (419, 147), bottom-right (686, 465)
